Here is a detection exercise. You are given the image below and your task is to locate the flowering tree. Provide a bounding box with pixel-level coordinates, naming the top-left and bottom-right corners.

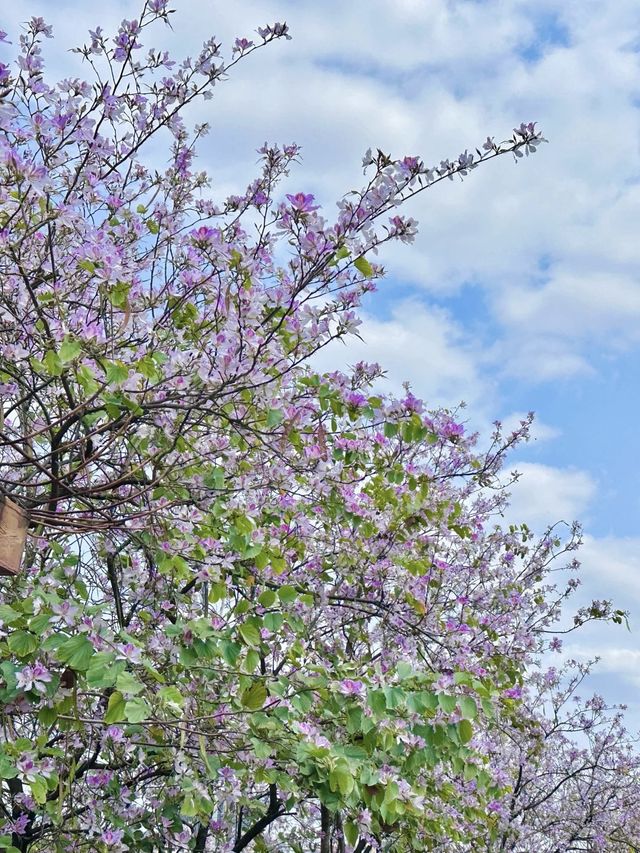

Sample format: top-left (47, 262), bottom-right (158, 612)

top-left (0, 5), bottom-right (638, 852)
top-left (483, 660), bottom-right (640, 852)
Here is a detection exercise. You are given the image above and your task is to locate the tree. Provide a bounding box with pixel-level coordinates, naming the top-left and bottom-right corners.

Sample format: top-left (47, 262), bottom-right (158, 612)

top-left (482, 659), bottom-right (640, 852)
top-left (0, 5), bottom-right (637, 852)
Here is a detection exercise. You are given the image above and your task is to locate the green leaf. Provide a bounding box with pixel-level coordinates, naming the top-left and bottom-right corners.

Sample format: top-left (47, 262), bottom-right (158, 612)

top-left (108, 281), bottom-right (130, 309)
top-left (407, 690), bottom-right (438, 714)
top-left (105, 361), bottom-right (129, 386)
top-left (56, 635), bottom-right (94, 671)
top-left (344, 821), bottom-right (359, 846)
top-left (28, 613), bottom-right (53, 634)
top-left (158, 686), bottom-right (184, 709)
top-left (459, 696), bottom-right (478, 720)
top-left (241, 682), bottom-right (268, 710)
top-left (38, 705), bottom-right (58, 726)
top-left (125, 697), bottom-right (151, 723)
top-left (243, 649), bottom-right (261, 673)
top-left (136, 354), bottom-right (160, 381)
top-left (263, 612), bottom-right (283, 632)
top-left (383, 686), bottom-right (404, 710)
top-left (0, 606), bottom-right (21, 626)
top-left (76, 364), bottom-right (100, 395)
top-left (238, 622), bottom-right (261, 648)
top-left (202, 466), bottom-right (225, 490)
top-left (481, 698), bottom-right (495, 719)
top-left (258, 589), bottom-right (277, 608)
top-left (271, 556), bottom-right (286, 575)
top-left (59, 338), bottom-right (82, 364)
top-left (0, 757), bottom-right (18, 780)
top-left (278, 585), bottom-right (297, 605)
top-left (221, 641), bottom-right (242, 666)
top-left (87, 654), bottom-right (122, 689)
top-left (458, 719), bottom-right (473, 744)
top-left (329, 767), bottom-right (354, 797)
top-left (395, 660), bottom-right (413, 680)
top-left (341, 744), bottom-right (367, 761)
top-left (43, 349), bottom-right (63, 377)
top-left (30, 777), bottom-right (47, 805)
top-left (368, 689), bottom-right (386, 716)
top-left (115, 671), bottom-right (145, 696)
top-left (7, 631), bottom-right (38, 657)
top-left (332, 246), bottom-right (350, 263)
top-left (354, 256), bottom-right (374, 278)
top-left (265, 408), bottom-right (284, 428)
top-left (463, 762), bottom-right (478, 782)
top-left (438, 694), bottom-right (457, 714)
top-left (104, 691), bottom-right (126, 724)
top-left (180, 793), bottom-right (197, 817)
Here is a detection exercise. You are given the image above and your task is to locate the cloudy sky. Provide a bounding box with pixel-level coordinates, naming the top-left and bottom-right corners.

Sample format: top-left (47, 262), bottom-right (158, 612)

top-left (3, 0), bottom-right (640, 720)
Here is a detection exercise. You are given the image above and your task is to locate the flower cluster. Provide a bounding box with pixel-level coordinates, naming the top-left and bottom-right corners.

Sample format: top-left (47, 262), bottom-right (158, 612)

top-left (0, 6), bottom-right (634, 853)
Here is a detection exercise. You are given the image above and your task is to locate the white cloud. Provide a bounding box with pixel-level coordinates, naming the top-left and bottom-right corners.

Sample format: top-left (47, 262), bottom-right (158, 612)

top-left (313, 299), bottom-right (491, 412)
top-left (578, 535), bottom-right (640, 610)
top-left (502, 462), bottom-right (597, 529)
top-left (564, 646), bottom-right (640, 682)
top-left (498, 270), bottom-right (640, 344)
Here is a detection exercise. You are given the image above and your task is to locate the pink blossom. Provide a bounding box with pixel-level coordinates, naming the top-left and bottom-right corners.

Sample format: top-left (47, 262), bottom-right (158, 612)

top-left (16, 662), bottom-right (52, 693)
top-left (338, 679), bottom-right (365, 696)
top-left (285, 192), bottom-right (319, 213)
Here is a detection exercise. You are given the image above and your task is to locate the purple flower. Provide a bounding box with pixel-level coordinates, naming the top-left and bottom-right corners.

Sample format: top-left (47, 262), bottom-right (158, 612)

top-left (401, 391), bottom-right (423, 413)
top-left (233, 37), bottom-right (254, 54)
top-left (51, 600), bottom-right (78, 627)
top-left (488, 799), bottom-right (506, 816)
top-left (503, 686), bottom-right (523, 700)
top-left (345, 391), bottom-right (367, 408)
top-left (285, 192), bottom-right (319, 213)
top-left (40, 758), bottom-right (55, 779)
top-left (10, 814), bottom-right (29, 835)
top-left (191, 225), bottom-right (216, 244)
top-left (16, 662), bottom-right (52, 693)
top-left (257, 22), bottom-right (291, 41)
top-left (104, 725), bottom-right (124, 743)
top-left (115, 642), bottom-right (142, 664)
top-left (88, 770), bottom-right (113, 786)
top-left (16, 754), bottom-right (38, 783)
top-left (514, 121), bottom-right (537, 137)
top-left (338, 679), bottom-right (365, 696)
top-left (458, 150), bottom-right (474, 169)
top-left (443, 419), bottom-right (464, 440)
top-left (550, 637), bottom-right (563, 652)
top-left (30, 17), bottom-right (53, 38)
top-left (101, 828), bottom-right (124, 845)
top-left (400, 155), bottom-right (419, 174)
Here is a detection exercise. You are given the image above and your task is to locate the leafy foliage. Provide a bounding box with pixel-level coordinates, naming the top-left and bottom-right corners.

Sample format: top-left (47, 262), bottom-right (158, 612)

top-left (0, 5), bottom-right (637, 852)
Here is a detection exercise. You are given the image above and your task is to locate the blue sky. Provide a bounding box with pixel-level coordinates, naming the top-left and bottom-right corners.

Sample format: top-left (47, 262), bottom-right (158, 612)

top-left (3, 0), bottom-right (640, 718)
